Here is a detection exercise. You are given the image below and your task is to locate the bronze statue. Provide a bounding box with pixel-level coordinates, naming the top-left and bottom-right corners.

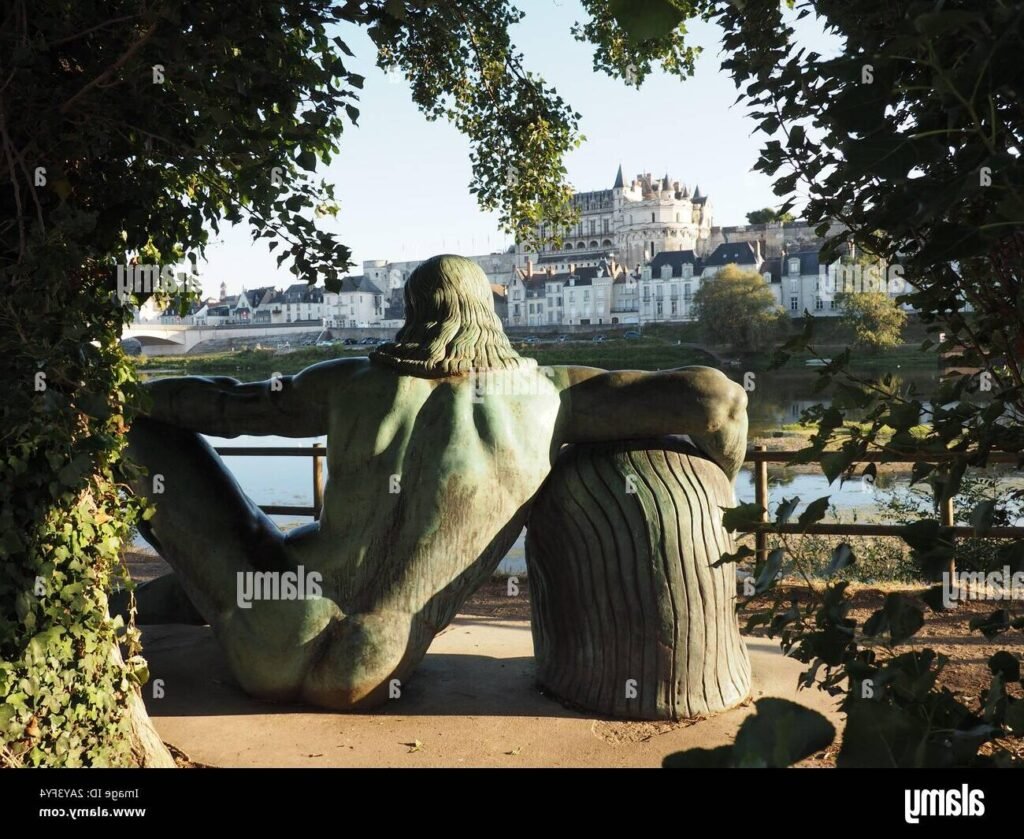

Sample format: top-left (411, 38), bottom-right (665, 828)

top-left (127, 255), bottom-right (747, 711)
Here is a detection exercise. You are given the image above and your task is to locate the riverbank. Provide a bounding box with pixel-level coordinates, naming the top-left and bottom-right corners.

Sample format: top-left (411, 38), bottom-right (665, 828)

top-left (136, 335), bottom-right (939, 380)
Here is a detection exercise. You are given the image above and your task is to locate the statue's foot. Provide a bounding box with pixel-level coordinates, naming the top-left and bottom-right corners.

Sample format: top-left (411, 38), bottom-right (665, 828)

top-left (301, 610), bottom-right (431, 711)
top-left (219, 602), bottom-right (431, 712)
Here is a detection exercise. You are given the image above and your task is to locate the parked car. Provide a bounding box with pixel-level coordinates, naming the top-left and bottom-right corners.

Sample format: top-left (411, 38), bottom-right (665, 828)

top-left (315, 340), bottom-right (333, 347)
top-left (555, 334), bottom-right (569, 343)
top-left (624, 330), bottom-right (642, 340)
top-left (342, 338), bottom-right (358, 345)
top-left (592, 334), bottom-right (607, 343)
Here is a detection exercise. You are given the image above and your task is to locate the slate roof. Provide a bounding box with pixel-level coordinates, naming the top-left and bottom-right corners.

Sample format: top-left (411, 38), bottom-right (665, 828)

top-left (761, 256), bottom-right (782, 283)
top-left (703, 241), bottom-right (759, 267)
top-left (782, 250), bottom-right (821, 276)
top-left (282, 283), bottom-right (324, 303)
top-left (649, 249), bottom-right (701, 278)
top-left (338, 275), bottom-right (384, 295)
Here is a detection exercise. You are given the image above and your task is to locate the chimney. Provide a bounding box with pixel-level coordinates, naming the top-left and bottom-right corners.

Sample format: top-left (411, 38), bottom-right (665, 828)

top-left (526, 257), bottom-right (533, 278)
top-left (569, 262), bottom-right (576, 275)
top-left (754, 240), bottom-right (762, 262)
top-left (546, 266), bottom-right (553, 277)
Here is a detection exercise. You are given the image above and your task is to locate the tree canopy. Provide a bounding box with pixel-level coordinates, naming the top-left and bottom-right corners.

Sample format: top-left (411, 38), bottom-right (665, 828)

top-left (838, 291), bottom-right (907, 352)
top-left (693, 264), bottom-right (788, 351)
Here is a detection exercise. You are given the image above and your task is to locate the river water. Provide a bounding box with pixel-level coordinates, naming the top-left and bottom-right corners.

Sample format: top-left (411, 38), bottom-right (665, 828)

top-left (134, 367), bottom-right (1017, 573)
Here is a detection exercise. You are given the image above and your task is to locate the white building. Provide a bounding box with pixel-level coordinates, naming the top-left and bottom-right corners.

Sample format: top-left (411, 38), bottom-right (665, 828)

top-left (518, 167), bottom-right (715, 274)
top-left (323, 275), bottom-right (385, 328)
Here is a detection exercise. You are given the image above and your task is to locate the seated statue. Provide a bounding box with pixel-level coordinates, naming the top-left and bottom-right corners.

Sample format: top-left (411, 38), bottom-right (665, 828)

top-left (125, 254), bottom-right (747, 711)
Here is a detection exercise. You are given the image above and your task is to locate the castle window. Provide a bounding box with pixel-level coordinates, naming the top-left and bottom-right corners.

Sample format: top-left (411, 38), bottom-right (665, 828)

top-left (651, 212), bottom-right (655, 223)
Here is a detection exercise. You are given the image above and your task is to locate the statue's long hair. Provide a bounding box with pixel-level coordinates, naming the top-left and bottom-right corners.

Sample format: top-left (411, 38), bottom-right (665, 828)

top-left (370, 254), bottom-right (536, 378)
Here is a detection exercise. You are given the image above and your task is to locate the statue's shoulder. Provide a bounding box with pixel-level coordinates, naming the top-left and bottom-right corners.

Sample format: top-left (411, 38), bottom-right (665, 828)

top-left (295, 356), bottom-right (372, 388)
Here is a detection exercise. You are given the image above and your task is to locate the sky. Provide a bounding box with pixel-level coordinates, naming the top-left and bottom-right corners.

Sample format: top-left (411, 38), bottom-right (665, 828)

top-left (197, 1), bottom-right (835, 299)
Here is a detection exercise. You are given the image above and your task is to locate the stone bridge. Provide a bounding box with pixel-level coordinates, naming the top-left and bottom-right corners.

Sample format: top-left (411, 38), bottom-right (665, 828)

top-left (122, 322), bottom-right (378, 355)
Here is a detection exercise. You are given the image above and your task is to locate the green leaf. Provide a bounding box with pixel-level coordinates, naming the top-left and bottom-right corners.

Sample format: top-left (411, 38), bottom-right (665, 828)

top-left (883, 593), bottom-right (924, 644)
top-left (798, 495), bottom-right (831, 526)
top-left (988, 651), bottom-right (1020, 682)
top-left (296, 150), bottom-right (317, 172)
top-left (609, 0), bottom-right (685, 43)
top-left (825, 543), bottom-right (855, 576)
top-left (753, 548), bottom-right (785, 594)
top-left (711, 544), bottom-right (755, 568)
top-left (820, 450), bottom-right (854, 484)
top-left (721, 502), bottom-right (764, 533)
top-left (775, 496), bottom-right (799, 525)
top-left (970, 500), bottom-right (996, 536)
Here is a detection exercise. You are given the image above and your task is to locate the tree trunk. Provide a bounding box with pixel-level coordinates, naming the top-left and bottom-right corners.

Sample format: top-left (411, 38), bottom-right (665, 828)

top-left (111, 642), bottom-right (176, 767)
top-left (526, 438), bottom-right (751, 720)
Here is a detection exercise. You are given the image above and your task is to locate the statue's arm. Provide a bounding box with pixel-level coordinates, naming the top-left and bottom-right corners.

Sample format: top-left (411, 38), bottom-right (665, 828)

top-left (552, 365), bottom-right (748, 481)
top-left (143, 358), bottom-right (358, 437)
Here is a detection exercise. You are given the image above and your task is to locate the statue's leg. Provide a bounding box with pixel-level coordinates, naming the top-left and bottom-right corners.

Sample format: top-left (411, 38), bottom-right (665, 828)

top-left (125, 417), bottom-right (292, 625)
top-left (124, 418), bottom-right (417, 710)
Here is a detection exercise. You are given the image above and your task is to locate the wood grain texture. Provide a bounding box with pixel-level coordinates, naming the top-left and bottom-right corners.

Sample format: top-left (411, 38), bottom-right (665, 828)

top-left (526, 437), bottom-right (751, 720)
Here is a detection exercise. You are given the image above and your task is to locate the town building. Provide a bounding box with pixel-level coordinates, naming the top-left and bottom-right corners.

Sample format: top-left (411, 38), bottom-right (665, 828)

top-left (323, 275), bottom-right (385, 328)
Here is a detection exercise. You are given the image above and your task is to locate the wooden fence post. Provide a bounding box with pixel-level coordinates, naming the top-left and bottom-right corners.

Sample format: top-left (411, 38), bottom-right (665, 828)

top-left (754, 445), bottom-right (769, 565)
top-left (940, 494), bottom-right (956, 578)
top-left (312, 443), bottom-right (325, 519)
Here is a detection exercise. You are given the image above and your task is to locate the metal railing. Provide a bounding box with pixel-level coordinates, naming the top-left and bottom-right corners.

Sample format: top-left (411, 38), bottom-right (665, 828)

top-left (748, 445), bottom-right (1024, 571)
top-left (214, 443), bottom-right (325, 518)
top-left (216, 444), bottom-right (1024, 574)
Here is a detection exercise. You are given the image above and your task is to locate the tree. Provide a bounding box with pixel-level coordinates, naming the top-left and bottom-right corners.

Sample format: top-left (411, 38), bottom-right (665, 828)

top-left (745, 207), bottom-right (795, 224)
top-left (0, 1), bottom-right (566, 768)
top-left (839, 292), bottom-right (907, 352)
top-left (692, 264), bottom-right (788, 351)
top-left (624, 0), bottom-right (1024, 766)
top-left (0, 0), bottom-right (710, 767)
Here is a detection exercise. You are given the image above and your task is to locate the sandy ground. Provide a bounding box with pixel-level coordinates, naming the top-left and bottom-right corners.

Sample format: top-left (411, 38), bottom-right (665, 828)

top-left (125, 552), bottom-right (1022, 767)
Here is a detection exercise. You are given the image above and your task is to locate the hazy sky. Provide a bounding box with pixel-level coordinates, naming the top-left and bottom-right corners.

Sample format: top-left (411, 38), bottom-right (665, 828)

top-left (197, 2), bottom-right (834, 298)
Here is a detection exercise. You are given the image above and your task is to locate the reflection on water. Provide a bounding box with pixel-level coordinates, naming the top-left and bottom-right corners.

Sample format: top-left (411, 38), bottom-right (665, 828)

top-left (736, 369), bottom-right (940, 437)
